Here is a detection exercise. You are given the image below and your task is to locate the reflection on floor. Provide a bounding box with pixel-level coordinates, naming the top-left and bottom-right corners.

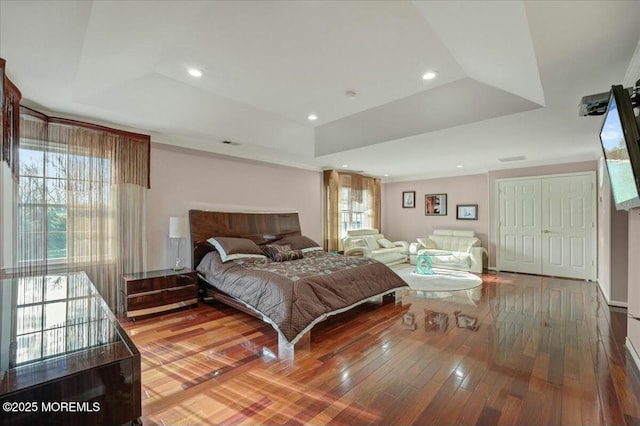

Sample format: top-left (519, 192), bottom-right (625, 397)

top-left (424, 310), bottom-right (449, 332)
top-left (454, 311), bottom-right (478, 331)
top-left (121, 272), bottom-right (640, 426)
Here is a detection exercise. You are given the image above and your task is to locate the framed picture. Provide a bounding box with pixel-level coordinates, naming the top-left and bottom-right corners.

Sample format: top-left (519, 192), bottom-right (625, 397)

top-left (456, 204), bottom-right (478, 220)
top-left (425, 193), bottom-right (447, 216)
top-left (402, 191), bottom-right (415, 208)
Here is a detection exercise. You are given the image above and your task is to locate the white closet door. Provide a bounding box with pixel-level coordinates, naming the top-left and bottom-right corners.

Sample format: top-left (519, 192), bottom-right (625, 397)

top-left (541, 174), bottom-right (595, 280)
top-left (497, 173), bottom-right (596, 280)
top-left (498, 178), bottom-right (542, 275)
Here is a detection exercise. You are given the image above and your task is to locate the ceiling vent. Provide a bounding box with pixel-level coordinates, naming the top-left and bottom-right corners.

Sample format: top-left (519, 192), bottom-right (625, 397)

top-left (498, 155), bottom-right (527, 163)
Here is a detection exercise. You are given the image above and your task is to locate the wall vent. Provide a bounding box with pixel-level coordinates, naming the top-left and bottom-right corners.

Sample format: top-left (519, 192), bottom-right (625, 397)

top-left (498, 155), bottom-right (527, 163)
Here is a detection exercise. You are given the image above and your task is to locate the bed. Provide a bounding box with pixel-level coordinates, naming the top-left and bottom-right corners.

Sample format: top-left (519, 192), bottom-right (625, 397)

top-left (189, 210), bottom-right (408, 355)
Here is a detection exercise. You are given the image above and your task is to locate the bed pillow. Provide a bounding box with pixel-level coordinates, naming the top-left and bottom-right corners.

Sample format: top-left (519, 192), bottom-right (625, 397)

top-left (262, 243), bottom-right (292, 259)
top-left (274, 249), bottom-right (304, 262)
top-left (262, 244), bottom-right (304, 262)
top-left (274, 235), bottom-right (322, 252)
top-left (207, 237), bottom-right (267, 263)
top-left (377, 238), bottom-right (396, 248)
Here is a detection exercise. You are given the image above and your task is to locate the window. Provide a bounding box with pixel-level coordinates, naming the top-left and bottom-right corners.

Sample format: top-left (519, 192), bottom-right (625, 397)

top-left (339, 186), bottom-right (373, 239)
top-left (5, 108), bottom-right (149, 313)
top-left (16, 145), bottom-right (111, 265)
top-left (324, 170), bottom-right (380, 252)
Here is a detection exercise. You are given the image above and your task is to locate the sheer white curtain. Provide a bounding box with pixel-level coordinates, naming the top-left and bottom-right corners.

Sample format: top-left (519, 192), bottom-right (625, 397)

top-left (14, 109), bottom-right (149, 313)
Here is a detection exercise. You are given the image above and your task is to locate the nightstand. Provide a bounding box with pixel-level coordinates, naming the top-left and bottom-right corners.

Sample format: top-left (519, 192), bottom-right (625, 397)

top-left (122, 269), bottom-right (198, 318)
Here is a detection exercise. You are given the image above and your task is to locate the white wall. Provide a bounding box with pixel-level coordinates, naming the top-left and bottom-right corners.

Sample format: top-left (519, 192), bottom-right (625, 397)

top-left (147, 143), bottom-right (323, 271)
top-left (610, 204), bottom-right (629, 304)
top-left (627, 208), bottom-right (640, 366)
top-left (598, 164), bottom-right (612, 302)
top-left (382, 173), bottom-right (489, 252)
top-left (623, 44), bottom-right (639, 367)
top-left (597, 157), bottom-right (629, 306)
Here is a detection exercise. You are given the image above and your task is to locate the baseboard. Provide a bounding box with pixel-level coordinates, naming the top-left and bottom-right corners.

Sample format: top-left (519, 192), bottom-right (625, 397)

top-left (594, 280), bottom-right (628, 308)
top-left (626, 338), bottom-right (640, 372)
top-left (487, 266), bottom-right (498, 272)
top-left (609, 300), bottom-right (628, 308)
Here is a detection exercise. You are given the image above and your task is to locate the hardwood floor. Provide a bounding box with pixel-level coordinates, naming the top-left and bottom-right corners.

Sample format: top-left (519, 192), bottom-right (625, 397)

top-left (121, 272), bottom-right (640, 425)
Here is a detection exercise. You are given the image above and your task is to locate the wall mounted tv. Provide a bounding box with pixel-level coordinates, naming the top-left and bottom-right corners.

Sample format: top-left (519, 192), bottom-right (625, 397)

top-left (599, 84), bottom-right (640, 210)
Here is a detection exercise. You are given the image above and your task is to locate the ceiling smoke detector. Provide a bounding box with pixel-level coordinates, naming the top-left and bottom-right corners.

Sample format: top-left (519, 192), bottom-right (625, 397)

top-left (345, 90), bottom-right (357, 100)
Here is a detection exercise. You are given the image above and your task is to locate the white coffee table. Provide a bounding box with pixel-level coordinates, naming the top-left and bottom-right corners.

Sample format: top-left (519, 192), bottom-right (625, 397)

top-left (391, 264), bottom-right (482, 304)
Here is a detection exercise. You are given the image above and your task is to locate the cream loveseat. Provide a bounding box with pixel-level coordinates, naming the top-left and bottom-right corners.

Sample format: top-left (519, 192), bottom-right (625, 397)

top-left (342, 229), bottom-right (409, 266)
top-left (409, 229), bottom-right (485, 273)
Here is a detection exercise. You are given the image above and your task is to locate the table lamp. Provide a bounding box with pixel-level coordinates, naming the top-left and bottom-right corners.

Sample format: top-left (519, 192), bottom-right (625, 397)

top-left (169, 216), bottom-right (187, 270)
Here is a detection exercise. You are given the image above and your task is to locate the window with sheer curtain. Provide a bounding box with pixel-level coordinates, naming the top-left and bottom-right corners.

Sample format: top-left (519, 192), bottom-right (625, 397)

top-left (6, 108), bottom-right (150, 313)
top-left (323, 170), bottom-right (381, 252)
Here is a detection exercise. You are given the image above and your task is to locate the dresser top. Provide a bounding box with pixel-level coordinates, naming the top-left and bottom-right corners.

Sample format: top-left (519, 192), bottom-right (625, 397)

top-left (122, 268), bottom-right (195, 281)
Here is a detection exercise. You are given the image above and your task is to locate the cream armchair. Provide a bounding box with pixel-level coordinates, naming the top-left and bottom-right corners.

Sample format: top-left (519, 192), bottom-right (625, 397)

top-left (342, 229), bottom-right (409, 266)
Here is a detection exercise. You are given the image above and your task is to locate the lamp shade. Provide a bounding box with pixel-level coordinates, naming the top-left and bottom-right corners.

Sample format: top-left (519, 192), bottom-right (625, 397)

top-left (169, 216), bottom-right (187, 239)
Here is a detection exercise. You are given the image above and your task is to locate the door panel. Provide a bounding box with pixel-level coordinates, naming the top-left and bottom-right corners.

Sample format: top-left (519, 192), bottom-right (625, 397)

top-left (570, 237), bottom-right (585, 267)
top-left (541, 174), bottom-right (594, 280)
top-left (548, 236), bottom-right (563, 265)
top-left (498, 178), bottom-right (542, 274)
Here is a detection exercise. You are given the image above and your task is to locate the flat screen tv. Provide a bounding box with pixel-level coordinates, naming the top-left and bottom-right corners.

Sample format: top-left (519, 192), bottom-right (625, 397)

top-left (599, 85), bottom-right (640, 210)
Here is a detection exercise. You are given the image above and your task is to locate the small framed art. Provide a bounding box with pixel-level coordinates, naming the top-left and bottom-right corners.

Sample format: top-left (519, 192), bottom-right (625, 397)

top-left (425, 193), bottom-right (447, 216)
top-left (402, 191), bottom-right (415, 208)
top-left (456, 204), bottom-right (478, 220)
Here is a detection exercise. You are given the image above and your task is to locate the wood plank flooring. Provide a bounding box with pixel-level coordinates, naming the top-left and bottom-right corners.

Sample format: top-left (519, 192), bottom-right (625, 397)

top-left (120, 272), bottom-right (640, 425)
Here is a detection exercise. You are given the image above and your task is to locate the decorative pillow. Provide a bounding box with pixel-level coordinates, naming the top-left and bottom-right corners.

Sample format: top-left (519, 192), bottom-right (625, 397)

top-left (207, 237), bottom-right (267, 263)
top-left (262, 243), bottom-right (292, 259)
top-left (350, 238), bottom-right (367, 248)
top-left (377, 238), bottom-right (396, 248)
top-left (274, 235), bottom-right (322, 251)
top-left (273, 249), bottom-right (304, 262)
top-left (262, 244), bottom-right (304, 262)
top-left (417, 237), bottom-right (437, 249)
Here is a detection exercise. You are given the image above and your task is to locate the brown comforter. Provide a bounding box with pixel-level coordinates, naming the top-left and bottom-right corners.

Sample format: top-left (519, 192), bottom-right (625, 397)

top-left (196, 250), bottom-right (408, 344)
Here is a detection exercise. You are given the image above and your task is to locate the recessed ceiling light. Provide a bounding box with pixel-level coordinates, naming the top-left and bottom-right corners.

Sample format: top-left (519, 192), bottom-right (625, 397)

top-left (456, 164), bottom-right (464, 168)
top-left (422, 70), bottom-right (438, 80)
top-left (383, 173), bottom-right (389, 177)
top-left (188, 68), bottom-right (203, 78)
top-left (341, 164), bottom-right (349, 168)
top-left (307, 114), bottom-right (318, 121)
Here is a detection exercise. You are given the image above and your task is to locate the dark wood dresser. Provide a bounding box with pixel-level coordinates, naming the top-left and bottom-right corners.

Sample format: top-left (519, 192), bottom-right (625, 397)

top-left (122, 269), bottom-right (197, 318)
top-left (0, 272), bottom-right (141, 426)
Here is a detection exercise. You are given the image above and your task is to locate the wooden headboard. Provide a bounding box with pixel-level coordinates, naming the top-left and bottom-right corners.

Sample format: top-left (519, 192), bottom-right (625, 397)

top-left (189, 210), bottom-right (302, 269)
